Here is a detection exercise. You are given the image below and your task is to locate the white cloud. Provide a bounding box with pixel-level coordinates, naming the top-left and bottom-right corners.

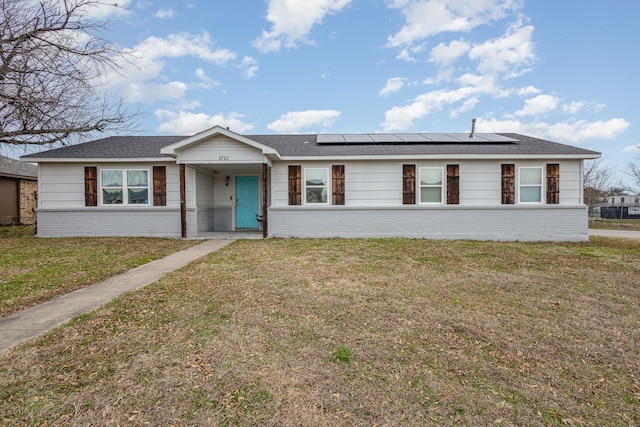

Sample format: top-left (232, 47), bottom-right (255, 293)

top-left (74, 0), bottom-right (132, 19)
top-left (450, 97), bottom-right (478, 117)
top-left (253, 0), bottom-right (353, 53)
top-left (387, 0), bottom-right (522, 47)
top-left (381, 72), bottom-right (506, 131)
top-left (154, 8), bottom-right (176, 19)
top-left (239, 56), bottom-right (259, 78)
top-left (381, 88), bottom-right (472, 131)
top-left (155, 110), bottom-right (254, 134)
top-left (379, 77), bottom-right (408, 97)
top-left (132, 33), bottom-right (236, 66)
top-left (127, 81), bottom-right (188, 103)
top-left (516, 94), bottom-right (560, 117)
top-left (396, 48), bottom-right (418, 62)
top-left (476, 117), bottom-right (629, 144)
top-left (194, 68), bottom-right (220, 89)
top-left (381, 17), bottom-right (539, 131)
top-left (429, 38), bottom-right (470, 66)
top-left (561, 101), bottom-right (585, 115)
top-left (106, 32), bottom-right (251, 106)
top-left (517, 86), bottom-right (540, 96)
top-left (268, 110), bottom-right (341, 133)
top-left (468, 20), bottom-right (536, 78)
top-left (623, 144), bottom-right (640, 153)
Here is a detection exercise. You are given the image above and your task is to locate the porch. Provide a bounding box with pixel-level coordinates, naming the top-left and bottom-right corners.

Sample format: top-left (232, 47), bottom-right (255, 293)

top-left (185, 162), bottom-right (270, 239)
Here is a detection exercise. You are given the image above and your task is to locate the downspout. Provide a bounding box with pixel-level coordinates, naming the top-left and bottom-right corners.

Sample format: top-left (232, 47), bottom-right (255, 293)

top-left (179, 164), bottom-right (186, 238)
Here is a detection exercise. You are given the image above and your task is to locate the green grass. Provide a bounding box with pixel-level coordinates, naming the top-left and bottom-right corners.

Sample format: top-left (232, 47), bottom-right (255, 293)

top-left (333, 346), bottom-right (354, 363)
top-left (589, 218), bottom-right (640, 231)
top-left (0, 237), bottom-right (639, 426)
top-left (0, 226), bottom-right (197, 316)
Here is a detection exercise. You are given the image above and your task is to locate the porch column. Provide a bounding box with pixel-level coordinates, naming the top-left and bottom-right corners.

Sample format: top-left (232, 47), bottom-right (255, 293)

top-left (262, 163), bottom-right (268, 238)
top-left (179, 164), bottom-right (186, 238)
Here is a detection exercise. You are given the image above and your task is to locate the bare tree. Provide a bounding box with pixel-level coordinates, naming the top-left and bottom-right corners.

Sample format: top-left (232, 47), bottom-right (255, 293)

top-left (583, 158), bottom-right (612, 208)
top-left (0, 0), bottom-right (135, 147)
top-left (626, 152), bottom-right (640, 192)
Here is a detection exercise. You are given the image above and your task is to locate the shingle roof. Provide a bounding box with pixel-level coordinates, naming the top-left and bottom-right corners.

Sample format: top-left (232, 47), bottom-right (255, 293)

top-left (248, 133), bottom-right (600, 157)
top-left (22, 132), bottom-right (599, 160)
top-left (22, 136), bottom-right (185, 159)
top-left (0, 155), bottom-right (38, 179)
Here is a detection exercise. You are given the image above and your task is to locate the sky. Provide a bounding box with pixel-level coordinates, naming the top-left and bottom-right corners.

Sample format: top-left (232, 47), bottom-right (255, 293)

top-left (47, 1), bottom-right (640, 180)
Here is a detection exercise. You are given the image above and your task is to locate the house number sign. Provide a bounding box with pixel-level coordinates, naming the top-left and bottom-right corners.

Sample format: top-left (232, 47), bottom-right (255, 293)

top-left (218, 156), bottom-right (229, 161)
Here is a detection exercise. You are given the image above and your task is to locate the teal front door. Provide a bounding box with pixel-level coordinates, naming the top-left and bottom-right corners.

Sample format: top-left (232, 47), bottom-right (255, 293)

top-left (235, 176), bottom-right (259, 229)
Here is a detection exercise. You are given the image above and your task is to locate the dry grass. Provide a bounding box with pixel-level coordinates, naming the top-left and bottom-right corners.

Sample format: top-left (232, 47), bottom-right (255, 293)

top-left (1, 237), bottom-right (639, 426)
top-left (0, 226), bottom-right (197, 316)
top-left (589, 219), bottom-right (640, 231)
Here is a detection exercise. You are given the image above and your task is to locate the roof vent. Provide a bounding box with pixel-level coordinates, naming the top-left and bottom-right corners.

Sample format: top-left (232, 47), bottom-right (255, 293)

top-left (469, 118), bottom-right (476, 138)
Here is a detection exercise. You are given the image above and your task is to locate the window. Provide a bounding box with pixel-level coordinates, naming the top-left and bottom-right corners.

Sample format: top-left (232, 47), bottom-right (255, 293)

top-left (519, 167), bottom-right (542, 203)
top-left (101, 169), bottom-right (149, 205)
top-left (305, 168), bottom-right (328, 204)
top-left (621, 197), bottom-right (625, 204)
top-left (419, 167), bottom-right (443, 203)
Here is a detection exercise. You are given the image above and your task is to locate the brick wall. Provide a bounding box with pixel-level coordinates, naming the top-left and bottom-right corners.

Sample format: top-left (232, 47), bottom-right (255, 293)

top-left (19, 179), bottom-right (37, 225)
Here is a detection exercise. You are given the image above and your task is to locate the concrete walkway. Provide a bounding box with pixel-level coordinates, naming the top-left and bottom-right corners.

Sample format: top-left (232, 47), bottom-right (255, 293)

top-left (0, 239), bottom-right (233, 354)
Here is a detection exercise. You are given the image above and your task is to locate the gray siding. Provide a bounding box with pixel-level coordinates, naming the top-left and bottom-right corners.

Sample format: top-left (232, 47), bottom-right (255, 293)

top-left (268, 205), bottom-right (589, 242)
top-left (37, 208), bottom-right (185, 238)
top-left (271, 160), bottom-right (584, 207)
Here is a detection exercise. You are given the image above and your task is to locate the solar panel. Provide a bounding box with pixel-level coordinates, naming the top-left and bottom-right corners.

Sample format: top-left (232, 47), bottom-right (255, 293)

top-left (317, 134), bottom-right (345, 143)
top-left (343, 134), bottom-right (374, 143)
top-left (398, 133), bottom-right (433, 142)
top-left (370, 134), bottom-right (404, 143)
top-left (427, 133), bottom-right (463, 142)
top-left (315, 133), bottom-right (520, 144)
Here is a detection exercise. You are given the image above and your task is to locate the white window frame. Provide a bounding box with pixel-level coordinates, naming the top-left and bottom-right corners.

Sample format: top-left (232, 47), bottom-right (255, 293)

top-left (304, 168), bottom-right (329, 205)
top-left (518, 166), bottom-right (543, 204)
top-left (419, 167), bottom-right (444, 204)
top-left (100, 168), bottom-right (151, 206)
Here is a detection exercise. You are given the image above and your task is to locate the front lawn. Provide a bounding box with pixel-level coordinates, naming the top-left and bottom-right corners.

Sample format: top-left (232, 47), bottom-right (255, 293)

top-left (0, 226), bottom-right (197, 316)
top-left (589, 219), bottom-right (640, 231)
top-left (1, 237), bottom-right (638, 425)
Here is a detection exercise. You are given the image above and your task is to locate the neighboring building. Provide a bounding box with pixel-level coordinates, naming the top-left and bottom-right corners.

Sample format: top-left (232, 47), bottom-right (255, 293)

top-left (22, 125), bottom-right (600, 241)
top-left (597, 194), bottom-right (640, 219)
top-left (0, 155), bottom-right (38, 225)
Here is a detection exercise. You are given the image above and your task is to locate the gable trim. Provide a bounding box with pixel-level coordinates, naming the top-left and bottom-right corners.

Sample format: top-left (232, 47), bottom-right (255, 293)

top-left (160, 125), bottom-right (280, 158)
